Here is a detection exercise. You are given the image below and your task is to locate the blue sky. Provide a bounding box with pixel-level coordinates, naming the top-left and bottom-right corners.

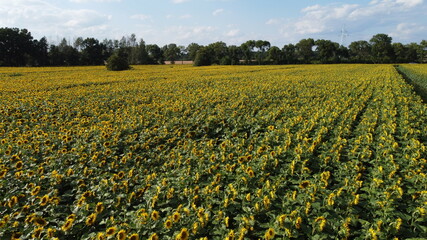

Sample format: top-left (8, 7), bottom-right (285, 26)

top-left (0, 0), bottom-right (426, 47)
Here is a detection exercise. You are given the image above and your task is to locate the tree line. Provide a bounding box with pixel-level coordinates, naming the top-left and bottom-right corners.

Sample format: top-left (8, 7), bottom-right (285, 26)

top-left (1, 27), bottom-right (426, 67)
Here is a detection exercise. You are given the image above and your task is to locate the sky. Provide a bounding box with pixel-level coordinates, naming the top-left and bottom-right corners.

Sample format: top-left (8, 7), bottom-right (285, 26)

top-left (0, 0), bottom-right (426, 47)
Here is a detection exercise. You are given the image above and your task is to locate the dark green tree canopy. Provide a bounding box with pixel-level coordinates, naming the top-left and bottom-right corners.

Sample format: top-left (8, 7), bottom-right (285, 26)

top-left (296, 38), bottom-right (315, 63)
top-left (106, 53), bottom-right (130, 71)
top-left (370, 33), bottom-right (394, 63)
top-left (0, 28), bottom-right (34, 66)
top-left (1, 27), bottom-right (426, 67)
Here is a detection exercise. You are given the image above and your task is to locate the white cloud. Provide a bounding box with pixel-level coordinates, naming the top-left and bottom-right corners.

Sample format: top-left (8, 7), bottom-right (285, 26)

top-left (279, 0), bottom-right (425, 42)
top-left (225, 29), bottom-right (239, 37)
top-left (390, 22), bottom-right (427, 40)
top-left (0, 0), bottom-right (112, 40)
top-left (130, 14), bottom-right (151, 21)
top-left (212, 8), bottom-right (224, 16)
top-left (266, 18), bottom-right (281, 25)
top-left (394, 0), bottom-right (423, 8)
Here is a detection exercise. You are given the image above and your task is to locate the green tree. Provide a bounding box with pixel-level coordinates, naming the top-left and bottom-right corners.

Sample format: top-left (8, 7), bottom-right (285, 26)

top-left (370, 33), bottom-right (394, 63)
top-left (135, 39), bottom-right (150, 64)
top-left (228, 45), bottom-right (241, 65)
top-left (255, 40), bottom-right (270, 64)
top-left (337, 45), bottom-right (349, 63)
top-left (0, 27), bottom-right (34, 66)
top-left (296, 38), bottom-right (315, 63)
top-left (193, 47), bottom-right (212, 66)
top-left (187, 43), bottom-right (202, 61)
top-left (405, 43), bottom-right (420, 63)
top-left (73, 37), bottom-right (84, 52)
top-left (267, 46), bottom-right (284, 64)
top-left (163, 43), bottom-right (181, 64)
top-left (240, 40), bottom-right (256, 64)
top-left (392, 42), bottom-right (408, 63)
top-left (31, 37), bottom-right (49, 66)
top-left (81, 38), bottom-right (106, 65)
top-left (314, 39), bottom-right (339, 63)
top-left (349, 40), bottom-right (371, 63)
top-left (106, 53), bottom-right (130, 71)
top-left (146, 44), bottom-right (164, 64)
top-left (283, 44), bottom-right (297, 64)
top-left (207, 41), bottom-right (228, 65)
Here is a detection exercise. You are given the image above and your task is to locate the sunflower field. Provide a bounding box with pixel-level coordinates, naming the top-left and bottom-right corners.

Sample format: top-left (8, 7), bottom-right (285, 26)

top-left (396, 64), bottom-right (427, 102)
top-left (1, 64), bottom-right (427, 240)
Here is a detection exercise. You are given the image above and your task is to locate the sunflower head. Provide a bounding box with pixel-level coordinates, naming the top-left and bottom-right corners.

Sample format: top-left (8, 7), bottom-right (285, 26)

top-left (151, 211), bottom-right (160, 221)
top-left (264, 228), bottom-right (275, 240)
top-left (61, 218), bottom-right (74, 232)
top-left (129, 233), bottom-right (139, 240)
top-left (86, 213), bottom-right (97, 226)
top-left (116, 229), bottom-right (126, 240)
top-left (106, 226), bottom-right (117, 237)
top-left (164, 219), bottom-right (173, 229)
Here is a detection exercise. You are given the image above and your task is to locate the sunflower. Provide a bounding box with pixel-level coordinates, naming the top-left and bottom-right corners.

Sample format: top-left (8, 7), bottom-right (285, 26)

top-left (116, 229), bottom-right (126, 240)
top-left (11, 232), bottom-right (22, 240)
top-left (192, 222), bottom-right (199, 234)
top-left (31, 186), bottom-right (41, 196)
top-left (66, 168), bottom-right (74, 176)
top-left (40, 195), bottom-right (49, 206)
top-left (245, 193), bottom-right (251, 202)
top-left (171, 211), bottom-right (180, 223)
top-left (86, 213), bottom-right (97, 226)
top-left (151, 210), bottom-right (160, 221)
top-left (148, 233), bottom-right (159, 240)
top-left (299, 180), bottom-right (310, 189)
top-left (164, 219), bottom-right (173, 229)
top-left (32, 227), bottom-right (44, 239)
top-left (264, 228), bottom-right (275, 240)
top-left (247, 168), bottom-right (255, 178)
top-left (0, 169), bottom-right (7, 178)
top-left (263, 196), bottom-right (271, 209)
top-left (175, 228), bottom-right (189, 240)
top-left (21, 205), bottom-right (30, 212)
top-left (129, 233), bottom-right (139, 240)
top-left (106, 226), bottom-right (117, 237)
top-left (61, 218), bottom-right (74, 232)
top-left (315, 216), bottom-right (327, 231)
top-left (96, 202), bottom-right (105, 214)
top-left (50, 197), bottom-right (60, 205)
top-left (33, 217), bottom-right (47, 227)
top-left (8, 195), bottom-right (18, 207)
top-left (47, 228), bottom-right (56, 238)
top-left (295, 217), bottom-right (302, 229)
top-left (15, 161), bottom-right (23, 170)
top-left (225, 216), bottom-right (229, 228)
top-left (395, 218), bottom-right (402, 231)
top-left (96, 232), bottom-right (106, 240)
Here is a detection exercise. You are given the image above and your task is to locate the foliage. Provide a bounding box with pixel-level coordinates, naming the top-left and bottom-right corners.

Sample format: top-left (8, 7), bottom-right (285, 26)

top-left (1, 65), bottom-right (427, 239)
top-left (193, 47), bottom-right (212, 66)
top-left (370, 34), bottom-right (394, 63)
top-left (106, 54), bottom-right (130, 71)
top-left (397, 64), bottom-right (427, 101)
top-left (0, 28), bottom-right (37, 66)
top-left (1, 27), bottom-right (426, 67)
